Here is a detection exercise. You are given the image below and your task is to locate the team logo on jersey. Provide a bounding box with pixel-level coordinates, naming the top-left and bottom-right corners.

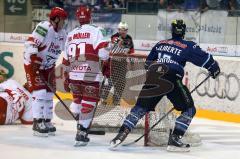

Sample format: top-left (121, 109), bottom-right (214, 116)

top-left (48, 42), bottom-right (61, 55)
top-left (84, 85), bottom-right (98, 98)
top-left (85, 85), bottom-right (95, 94)
top-left (55, 36), bottom-right (64, 41)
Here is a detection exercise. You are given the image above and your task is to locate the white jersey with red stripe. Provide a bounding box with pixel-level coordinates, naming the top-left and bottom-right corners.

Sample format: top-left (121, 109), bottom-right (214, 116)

top-left (63, 24), bottom-right (109, 82)
top-left (0, 79), bottom-right (32, 124)
top-left (24, 21), bottom-right (66, 69)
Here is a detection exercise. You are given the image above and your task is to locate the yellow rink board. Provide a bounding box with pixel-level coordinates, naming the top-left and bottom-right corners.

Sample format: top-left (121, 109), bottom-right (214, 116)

top-left (56, 91), bottom-right (240, 123)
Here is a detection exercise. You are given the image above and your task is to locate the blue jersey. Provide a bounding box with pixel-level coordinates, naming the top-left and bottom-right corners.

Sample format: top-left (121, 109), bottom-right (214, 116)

top-left (145, 37), bottom-right (216, 77)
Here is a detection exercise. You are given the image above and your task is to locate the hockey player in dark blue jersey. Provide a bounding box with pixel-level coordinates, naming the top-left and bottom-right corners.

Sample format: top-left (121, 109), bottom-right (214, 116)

top-left (110, 19), bottom-right (220, 152)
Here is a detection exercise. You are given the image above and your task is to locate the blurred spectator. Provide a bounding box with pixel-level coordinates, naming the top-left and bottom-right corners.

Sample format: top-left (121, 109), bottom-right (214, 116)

top-left (104, 0), bottom-right (124, 9)
top-left (229, 0), bottom-right (240, 10)
top-left (236, 0), bottom-right (240, 8)
top-left (228, 0), bottom-right (240, 16)
top-left (64, 0), bottom-right (91, 6)
top-left (45, 0), bottom-right (64, 8)
top-left (159, 0), bottom-right (185, 11)
top-left (201, 0), bottom-right (222, 12)
top-left (94, 0), bottom-right (124, 11)
top-left (182, 0), bottom-right (200, 10)
top-left (201, 0), bottom-right (239, 12)
top-left (94, 0), bottom-right (105, 10)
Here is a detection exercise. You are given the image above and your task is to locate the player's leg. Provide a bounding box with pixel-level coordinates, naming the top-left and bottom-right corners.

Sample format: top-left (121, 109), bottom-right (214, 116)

top-left (31, 89), bottom-right (49, 137)
top-left (43, 92), bottom-right (56, 135)
top-left (167, 78), bottom-right (196, 152)
top-left (24, 64), bottom-right (49, 136)
top-left (19, 98), bottom-right (33, 125)
top-left (71, 80), bottom-right (100, 146)
top-left (110, 87), bottom-right (164, 148)
top-left (42, 67), bottom-right (57, 135)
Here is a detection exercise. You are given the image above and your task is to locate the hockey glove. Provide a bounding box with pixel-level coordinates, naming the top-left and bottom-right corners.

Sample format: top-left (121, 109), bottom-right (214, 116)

top-left (30, 54), bottom-right (42, 74)
top-left (208, 61), bottom-right (220, 79)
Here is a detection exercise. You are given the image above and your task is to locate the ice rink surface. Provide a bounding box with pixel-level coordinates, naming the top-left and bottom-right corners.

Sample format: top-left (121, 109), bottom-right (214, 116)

top-left (1, 117), bottom-right (240, 159)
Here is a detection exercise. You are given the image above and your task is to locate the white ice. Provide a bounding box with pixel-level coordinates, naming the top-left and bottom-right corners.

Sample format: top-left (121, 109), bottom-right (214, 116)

top-left (1, 116), bottom-right (240, 159)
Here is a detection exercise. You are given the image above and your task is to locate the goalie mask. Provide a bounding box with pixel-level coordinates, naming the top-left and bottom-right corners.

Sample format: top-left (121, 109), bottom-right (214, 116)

top-left (118, 22), bottom-right (128, 38)
top-left (171, 19), bottom-right (186, 38)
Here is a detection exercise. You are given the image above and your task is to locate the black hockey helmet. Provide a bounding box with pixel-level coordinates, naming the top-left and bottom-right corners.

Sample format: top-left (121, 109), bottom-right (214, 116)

top-left (171, 19), bottom-right (186, 38)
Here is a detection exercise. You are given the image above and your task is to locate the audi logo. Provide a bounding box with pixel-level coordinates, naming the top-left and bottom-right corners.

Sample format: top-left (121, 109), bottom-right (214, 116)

top-left (196, 71), bottom-right (240, 101)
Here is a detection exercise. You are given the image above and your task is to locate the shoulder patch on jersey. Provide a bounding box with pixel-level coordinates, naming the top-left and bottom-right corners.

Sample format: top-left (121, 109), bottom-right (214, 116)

top-left (35, 25), bottom-right (48, 37)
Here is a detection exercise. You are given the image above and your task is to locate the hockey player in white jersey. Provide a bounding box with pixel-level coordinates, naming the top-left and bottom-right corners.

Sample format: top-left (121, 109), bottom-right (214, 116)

top-left (0, 70), bottom-right (32, 125)
top-left (62, 5), bottom-right (109, 146)
top-left (23, 7), bottom-right (67, 137)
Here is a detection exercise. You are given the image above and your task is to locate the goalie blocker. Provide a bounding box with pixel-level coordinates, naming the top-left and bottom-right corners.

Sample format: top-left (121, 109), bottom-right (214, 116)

top-left (110, 19), bottom-right (220, 152)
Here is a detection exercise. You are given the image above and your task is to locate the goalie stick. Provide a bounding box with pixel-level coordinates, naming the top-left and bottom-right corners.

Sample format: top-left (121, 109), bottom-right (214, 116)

top-left (122, 74), bottom-right (211, 146)
top-left (39, 73), bottom-right (105, 135)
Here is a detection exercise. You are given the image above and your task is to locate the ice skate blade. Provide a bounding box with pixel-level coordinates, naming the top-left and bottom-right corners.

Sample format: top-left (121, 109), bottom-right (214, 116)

top-left (48, 132), bottom-right (56, 136)
top-left (74, 141), bottom-right (88, 147)
top-left (166, 145), bottom-right (190, 152)
top-left (109, 140), bottom-right (121, 150)
top-left (33, 131), bottom-right (48, 137)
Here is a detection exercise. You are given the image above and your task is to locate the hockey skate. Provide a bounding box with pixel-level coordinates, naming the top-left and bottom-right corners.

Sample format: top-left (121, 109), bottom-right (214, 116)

top-left (74, 124), bottom-right (90, 147)
top-left (167, 132), bottom-right (190, 152)
top-left (110, 125), bottom-right (130, 149)
top-left (45, 119), bottom-right (56, 136)
top-left (32, 119), bottom-right (48, 137)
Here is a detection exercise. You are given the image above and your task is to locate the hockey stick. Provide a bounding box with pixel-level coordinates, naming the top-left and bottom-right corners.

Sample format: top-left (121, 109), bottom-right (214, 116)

top-left (39, 73), bottom-right (105, 135)
top-left (122, 74), bottom-right (211, 146)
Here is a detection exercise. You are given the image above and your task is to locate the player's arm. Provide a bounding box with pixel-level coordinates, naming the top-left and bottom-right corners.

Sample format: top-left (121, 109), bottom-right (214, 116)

top-left (94, 28), bottom-right (110, 77)
top-left (128, 35), bottom-right (134, 54)
top-left (25, 22), bottom-right (50, 70)
top-left (145, 44), bottom-right (158, 70)
top-left (186, 42), bottom-right (220, 79)
top-left (62, 34), bottom-right (71, 92)
top-left (99, 44), bottom-right (110, 78)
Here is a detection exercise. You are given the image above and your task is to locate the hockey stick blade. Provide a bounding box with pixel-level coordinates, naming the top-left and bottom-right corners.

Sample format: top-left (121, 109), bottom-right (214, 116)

top-left (122, 75), bottom-right (211, 146)
top-left (89, 130), bottom-right (106, 135)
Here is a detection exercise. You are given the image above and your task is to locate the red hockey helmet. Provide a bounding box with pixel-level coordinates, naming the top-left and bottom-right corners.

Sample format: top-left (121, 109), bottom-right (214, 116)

top-left (75, 5), bottom-right (91, 24)
top-left (49, 7), bottom-right (68, 20)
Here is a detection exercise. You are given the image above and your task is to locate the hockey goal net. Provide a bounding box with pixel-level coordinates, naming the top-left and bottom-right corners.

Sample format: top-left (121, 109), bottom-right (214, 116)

top-left (91, 53), bottom-right (202, 146)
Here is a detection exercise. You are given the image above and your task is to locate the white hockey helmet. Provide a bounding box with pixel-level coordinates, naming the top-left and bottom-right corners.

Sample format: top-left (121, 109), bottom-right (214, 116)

top-left (118, 22), bottom-right (128, 30)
